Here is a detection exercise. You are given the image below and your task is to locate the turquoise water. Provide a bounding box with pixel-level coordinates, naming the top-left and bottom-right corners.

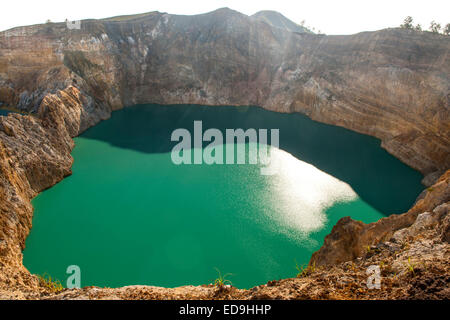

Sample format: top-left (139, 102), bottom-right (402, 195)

top-left (0, 109), bottom-right (11, 116)
top-left (0, 109), bottom-right (23, 116)
top-left (23, 104), bottom-right (424, 289)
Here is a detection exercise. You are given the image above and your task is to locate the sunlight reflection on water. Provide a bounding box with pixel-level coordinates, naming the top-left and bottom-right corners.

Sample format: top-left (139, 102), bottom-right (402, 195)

top-left (264, 147), bottom-right (357, 242)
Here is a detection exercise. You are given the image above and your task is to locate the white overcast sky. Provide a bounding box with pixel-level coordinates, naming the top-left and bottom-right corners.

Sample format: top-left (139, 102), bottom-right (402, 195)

top-left (1, 0), bottom-right (449, 34)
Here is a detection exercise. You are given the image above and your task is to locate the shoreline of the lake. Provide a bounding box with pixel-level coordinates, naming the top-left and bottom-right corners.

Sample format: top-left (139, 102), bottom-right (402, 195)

top-left (23, 104), bottom-right (424, 289)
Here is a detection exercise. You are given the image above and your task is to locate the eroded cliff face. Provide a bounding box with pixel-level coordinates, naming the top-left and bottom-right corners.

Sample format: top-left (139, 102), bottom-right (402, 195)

top-left (0, 86), bottom-right (106, 297)
top-left (1, 8), bottom-right (449, 179)
top-left (0, 8), bottom-right (449, 299)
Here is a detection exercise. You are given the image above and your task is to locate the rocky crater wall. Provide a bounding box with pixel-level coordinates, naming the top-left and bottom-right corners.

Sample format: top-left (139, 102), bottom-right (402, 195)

top-left (0, 9), bottom-right (449, 299)
top-left (0, 9), bottom-right (449, 180)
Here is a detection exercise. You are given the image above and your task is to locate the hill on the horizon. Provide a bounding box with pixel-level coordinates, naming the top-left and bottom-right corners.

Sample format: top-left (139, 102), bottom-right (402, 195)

top-left (252, 10), bottom-right (312, 33)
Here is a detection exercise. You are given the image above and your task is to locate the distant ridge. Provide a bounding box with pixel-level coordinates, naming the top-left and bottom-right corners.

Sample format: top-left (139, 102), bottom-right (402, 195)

top-left (251, 10), bottom-right (311, 33)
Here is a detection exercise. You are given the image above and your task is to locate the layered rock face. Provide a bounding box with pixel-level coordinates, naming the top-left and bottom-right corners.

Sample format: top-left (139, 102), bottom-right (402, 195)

top-left (0, 8), bottom-right (448, 179)
top-left (0, 8), bottom-right (449, 299)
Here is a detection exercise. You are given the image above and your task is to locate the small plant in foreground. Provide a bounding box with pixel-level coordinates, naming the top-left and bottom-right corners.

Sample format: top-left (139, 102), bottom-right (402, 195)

top-left (213, 268), bottom-right (233, 288)
top-left (406, 257), bottom-right (416, 276)
top-left (295, 260), bottom-right (316, 278)
top-left (37, 273), bottom-right (64, 293)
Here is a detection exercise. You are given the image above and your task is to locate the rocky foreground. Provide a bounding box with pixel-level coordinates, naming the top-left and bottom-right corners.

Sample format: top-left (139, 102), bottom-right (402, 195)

top-left (0, 9), bottom-right (449, 299)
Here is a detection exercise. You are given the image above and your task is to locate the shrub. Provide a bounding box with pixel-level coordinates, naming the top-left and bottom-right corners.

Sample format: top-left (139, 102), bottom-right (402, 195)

top-left (37, 273), bottom-right (64, 293)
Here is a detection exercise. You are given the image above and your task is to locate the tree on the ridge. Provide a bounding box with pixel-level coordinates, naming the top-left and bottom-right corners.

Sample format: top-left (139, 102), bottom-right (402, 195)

top-left (429, 21), bottom-right (441, 33)
top-left (415, 24), bottom-right (422, 31)
top-left (400, 16), bottom-right (414, 29)
top-left (444, 23), bottom-right (450, 35)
